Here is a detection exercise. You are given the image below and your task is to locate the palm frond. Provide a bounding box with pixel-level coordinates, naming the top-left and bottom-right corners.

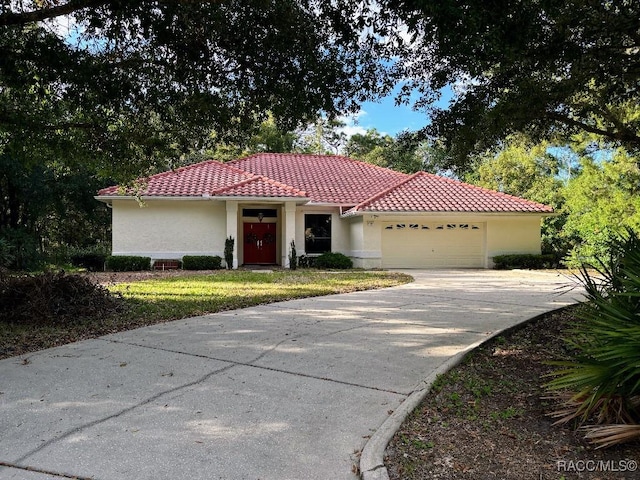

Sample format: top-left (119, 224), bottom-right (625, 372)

top-left (545, 228), bottom-right (640, 447)
top-left (582, 424), bottom-right (640, 449)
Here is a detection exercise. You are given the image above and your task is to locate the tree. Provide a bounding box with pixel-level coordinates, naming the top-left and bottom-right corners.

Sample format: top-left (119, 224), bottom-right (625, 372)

top-left (562, 149), bottom-right (640, 265)
top-left (346, 129), bottom-right (426, 173)
top-left (466, 136), bottom-right (566, 255)
top-left (1, 1), bottom-right (396, 267)
top-left (1, 1), bottom-right (393, 179)
top-left (189, 115), bottom-right (298, 164)
top-left (344, 129), bottom-right (393, 158)
top-left (295, 118), bottom-right (349, 155)
top-left (383, 0), bottom-right (640, 170)
top-left (467, 137), bottom-right (563, 206)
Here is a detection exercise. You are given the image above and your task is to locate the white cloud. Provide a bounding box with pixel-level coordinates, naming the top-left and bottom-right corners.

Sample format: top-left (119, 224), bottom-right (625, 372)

top-left (337, 110), bottom-right (371, 138)
top-left (339, 124), bottom-right (369, 137)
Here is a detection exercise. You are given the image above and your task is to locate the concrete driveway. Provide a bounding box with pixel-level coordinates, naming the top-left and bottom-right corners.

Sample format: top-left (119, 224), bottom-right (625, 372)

top-left (0, 270), bottom-right (579, 480)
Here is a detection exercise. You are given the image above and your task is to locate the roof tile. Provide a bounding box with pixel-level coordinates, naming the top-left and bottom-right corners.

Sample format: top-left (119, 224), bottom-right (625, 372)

top-left (97, 154), bottom-right (553, 214)
top-left (348, 171), bottom-right (553, 214)
top-left (229, 153), bottom-right (408, 205)
top-left (97, 160), bottom-right (253, 197)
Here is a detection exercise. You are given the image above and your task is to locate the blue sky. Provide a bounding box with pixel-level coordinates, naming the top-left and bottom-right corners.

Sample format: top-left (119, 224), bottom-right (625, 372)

top-left (344, 97), bottom-right (429, 137)
top-left (341, 85), bottom-right (455, 137)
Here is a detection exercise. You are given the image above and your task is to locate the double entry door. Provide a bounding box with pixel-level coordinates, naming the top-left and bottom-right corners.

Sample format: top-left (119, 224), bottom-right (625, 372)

top-left (243, 222), bottom-right (277, 264)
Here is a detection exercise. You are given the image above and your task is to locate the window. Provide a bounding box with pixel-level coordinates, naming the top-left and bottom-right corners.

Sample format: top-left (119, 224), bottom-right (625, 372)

top-left (242, 208), bottom-right (277, 218)
top-left (305, 214), bottom-right (331, 254)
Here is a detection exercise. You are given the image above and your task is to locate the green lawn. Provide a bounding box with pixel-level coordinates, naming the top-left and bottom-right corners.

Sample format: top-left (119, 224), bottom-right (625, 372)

top-left (111, 270), bottom-right (412, 322)
top-left (1, 270), bottom-right (412, 359)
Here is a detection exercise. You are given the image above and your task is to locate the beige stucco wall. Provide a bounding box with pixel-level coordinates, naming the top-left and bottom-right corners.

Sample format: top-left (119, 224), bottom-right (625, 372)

top-left (348, 215), bottom-right (383, 269)
top-left (110, 198), bottom-right (544, 269)
top-left (485, 216), bottom-right (543, 266)
top-left (111, 199), bottom-right (226, 259)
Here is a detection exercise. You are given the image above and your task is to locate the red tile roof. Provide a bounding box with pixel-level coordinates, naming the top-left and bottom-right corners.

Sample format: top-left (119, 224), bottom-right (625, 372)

top-left (229, 153), bottom-right (408, 205)
top-left (97, 154), bottom-right (553, 214)
top-left (97, 160), bottom-right (306, 199)
top-left (214, 176), bottom-right (306, 198)
top-left (346, 171), bottom-right (554, 214)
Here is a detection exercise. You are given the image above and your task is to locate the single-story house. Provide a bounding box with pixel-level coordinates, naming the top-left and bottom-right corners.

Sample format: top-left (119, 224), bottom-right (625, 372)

top-left (96, 153), bottom-right (553, 269)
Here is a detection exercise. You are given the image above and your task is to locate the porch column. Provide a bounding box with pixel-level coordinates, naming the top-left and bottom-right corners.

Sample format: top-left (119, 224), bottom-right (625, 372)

top-left (225, 201), bottom-right (239, 269)
top-left (282, 202), bottom-right (297, 268)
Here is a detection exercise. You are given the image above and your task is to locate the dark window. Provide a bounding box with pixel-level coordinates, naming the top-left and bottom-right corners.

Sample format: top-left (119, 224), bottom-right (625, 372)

top-left (242, 208), bottom-right (277, 218)
top-left (305, 214), bottom-right (331, 254)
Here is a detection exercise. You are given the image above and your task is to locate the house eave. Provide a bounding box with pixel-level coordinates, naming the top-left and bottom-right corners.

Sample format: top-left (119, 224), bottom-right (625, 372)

top-left (96, 195), bottom-right (311, 205)
top-left (95, 195), bottom-right (215, 204)
top-left (341, 210), bottom-right (555, 218)
top-left (208, 195), bottom-right (310, 204)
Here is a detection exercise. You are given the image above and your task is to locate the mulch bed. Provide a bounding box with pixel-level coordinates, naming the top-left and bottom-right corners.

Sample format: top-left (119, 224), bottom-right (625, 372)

top-left (384, 307), bottom-right (640, 480)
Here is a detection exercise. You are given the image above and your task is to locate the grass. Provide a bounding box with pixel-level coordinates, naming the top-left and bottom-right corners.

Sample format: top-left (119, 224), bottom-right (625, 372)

top-left (110, 270), bottom-right (411, 321)
top-left (0, 270), bottom-right (411, 359)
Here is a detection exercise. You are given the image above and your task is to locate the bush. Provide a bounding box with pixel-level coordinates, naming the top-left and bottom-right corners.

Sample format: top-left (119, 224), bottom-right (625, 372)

top-left (0, 238), bottom-right (14, 270)
top-left (492, 253), bottom-right (560, 270)
top-left (0, 271), bottom-right (125, 324)
top-left (288, 240), bottom-right (297, 270)
top-left (69, 245), bottom-right (110, 272)
top-left (314, 252), bottom-right (353, 269)
top-left (297, 255), bottom-right (316, 268)
top-left (106, 255), bottom-right (151, 272)
top-left (546, 229), bottom-right (640, 447)
top-left (224, 236), bottom-right (234, 270)
top-left (0, 228), bottom-right (44, 271)
top-left (182, 255), bottom-right (222, 270)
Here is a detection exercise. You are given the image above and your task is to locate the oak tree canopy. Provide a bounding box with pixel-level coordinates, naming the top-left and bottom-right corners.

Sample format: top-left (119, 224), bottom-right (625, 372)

top-left (385, 0), bottom-right (640, 168)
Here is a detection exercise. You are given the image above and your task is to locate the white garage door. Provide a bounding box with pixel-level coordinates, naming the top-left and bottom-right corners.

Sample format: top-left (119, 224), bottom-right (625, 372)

top-left (381, 221), bottom-right (485, 268)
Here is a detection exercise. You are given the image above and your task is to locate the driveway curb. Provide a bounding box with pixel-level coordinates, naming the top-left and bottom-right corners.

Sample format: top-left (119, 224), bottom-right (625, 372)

top-left (359, 305), bottom-right (576, 480)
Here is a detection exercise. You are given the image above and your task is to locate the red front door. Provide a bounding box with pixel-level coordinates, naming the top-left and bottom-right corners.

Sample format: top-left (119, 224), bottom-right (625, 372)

top-left (243, 223), bottom-right (277, 264)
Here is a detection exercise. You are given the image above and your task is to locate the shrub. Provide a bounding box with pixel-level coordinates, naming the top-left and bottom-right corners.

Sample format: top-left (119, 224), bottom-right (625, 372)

top-left (182, 255), bottom-right (222, 270)
top-left (224, 236), bottom-right (234, 270)
top-left (297, 255), bottom-right (316, 268)
top-left (106, 255), bottom-right (151, 272)
top-left (69, 245), bottom-right (110, 272)
top-left (546, 228), bottom-right (640, 447)
top-left (0, 238), bottom-right (14, 270)
top-left (0, 228), bottom-right (43, 271)
top-left (0, 271), bottom-right (125, 324)
top-left (288, 240), bottom-right (297, 270)
top-left (314, 252), bottom-right (353, 269)
top-left (492, 253), bottom-right (561, 270)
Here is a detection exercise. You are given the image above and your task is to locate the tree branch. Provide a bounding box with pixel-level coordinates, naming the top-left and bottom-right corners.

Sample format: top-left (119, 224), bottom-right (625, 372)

top-left (0, 115), bottom-right (102, 131)
top-left (0, 0), bottom-right (110, 27)
top-left (546, 111), bottom-right (640, 146)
